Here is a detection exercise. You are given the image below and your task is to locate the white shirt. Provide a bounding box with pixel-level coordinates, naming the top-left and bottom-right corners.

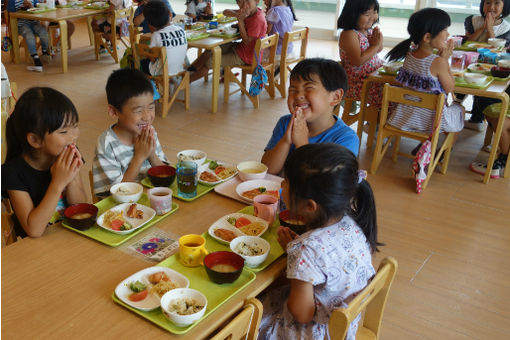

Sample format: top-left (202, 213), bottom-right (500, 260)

top-left (149, 25), bottom-right (188, 76)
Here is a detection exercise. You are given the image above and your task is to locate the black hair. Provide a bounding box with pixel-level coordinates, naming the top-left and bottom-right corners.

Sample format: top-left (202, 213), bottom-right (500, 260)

top-left (290, 58), bottom-right (348, 93)
top-left (105, 68), bottom-right (154, 111)
top-left (5, 87), bottom-right (78, 163)
top-left (337, 0), bottom-right (379, 30)
top-left (283, 143), bottom-right (381, 253)
top-left (143, 0), bottom-right (170, 30)
top-left (480, 0), bottom-right (510, 18)
top-left (284, 0), bottom-right (298, 21)
top-left (386, 8), bottom-right (451, 61)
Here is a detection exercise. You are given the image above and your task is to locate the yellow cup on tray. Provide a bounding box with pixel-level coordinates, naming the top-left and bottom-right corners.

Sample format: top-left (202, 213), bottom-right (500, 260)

top-left (179, 234), bottom-right (208, 267)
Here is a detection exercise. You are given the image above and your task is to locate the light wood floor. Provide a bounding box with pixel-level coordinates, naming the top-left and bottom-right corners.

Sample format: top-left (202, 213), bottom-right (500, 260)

top-left (3, 19), bottom-right (510, 340)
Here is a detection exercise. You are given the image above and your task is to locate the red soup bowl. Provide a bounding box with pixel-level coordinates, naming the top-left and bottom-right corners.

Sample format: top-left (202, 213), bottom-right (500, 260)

top-left (204, 251), bottom-right (244, 284)
top-left (148, 165), bottom-right (176, 187)
top-left (64, 203), bottom-right (98, 231)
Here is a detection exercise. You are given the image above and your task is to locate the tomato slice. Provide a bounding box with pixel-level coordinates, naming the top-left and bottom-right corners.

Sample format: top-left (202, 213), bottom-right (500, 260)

top-left (235, 217), bottom-right (252, 228)
top-left (267, 190), bottom-right (279, 197)
top-left (111, 219), bottom-right (124, 231)
top-left (128, 289), bottom-right (148, 302)
top-left (214, 165), bottom-right (226, 175)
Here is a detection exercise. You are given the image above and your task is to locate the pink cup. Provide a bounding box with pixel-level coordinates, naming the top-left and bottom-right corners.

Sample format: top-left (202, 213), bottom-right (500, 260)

top-left (148, 187), bottom-right (173, 215)
top-left (253, 194), bottom-right (278, 224)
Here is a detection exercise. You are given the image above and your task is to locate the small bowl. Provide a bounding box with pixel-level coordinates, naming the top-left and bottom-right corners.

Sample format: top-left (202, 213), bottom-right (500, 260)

top-left (160, 288), bottom-right (207, 327)
top-left (230, 236), bottom-right (270, 268)
top-left (236, 161), bottom-right (268, 181)
top-left (225, 27), bottom-right (237, 35)
top-left (279, 210), bottom-right (307, 235)
top-left (177, 149), bottom-right (207, 166)
top-left (464, 73), bottom-right (487, 84)
top-left (488, 38), bottom-right (506, 48)
top-left (382, 61), bottom-right (403, 73)
top-left (491, 66), bottom-right (510, 78)
top-left (63, 203), bottom-right (98, 231)
top-left (148, 165), bottom-right (176, 187)
top-left (497, 59), bottom-right (510, 68)
top-left (203, 251), bottom-right (244, 284)
top-left (110, 182), bottom-right (143, 203)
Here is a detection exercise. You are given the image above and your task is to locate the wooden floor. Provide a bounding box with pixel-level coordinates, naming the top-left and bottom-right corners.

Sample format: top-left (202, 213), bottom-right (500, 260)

top-left (3, 19), bottom-right (510, 340)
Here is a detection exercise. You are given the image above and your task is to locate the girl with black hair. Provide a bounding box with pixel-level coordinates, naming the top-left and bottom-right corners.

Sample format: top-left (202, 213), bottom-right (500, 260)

top-left (1, 87), bottom-right (87, 238)
top-left (264, 0), bottom-right (297, 57)
top-left (259, 143), bottom-right (380, 340)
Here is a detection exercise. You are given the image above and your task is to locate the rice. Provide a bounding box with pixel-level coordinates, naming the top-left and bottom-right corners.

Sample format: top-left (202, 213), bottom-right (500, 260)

top-left (234, 242), bottom-right (264, 256)
top-left (168, 298), bottom-right (204, 315)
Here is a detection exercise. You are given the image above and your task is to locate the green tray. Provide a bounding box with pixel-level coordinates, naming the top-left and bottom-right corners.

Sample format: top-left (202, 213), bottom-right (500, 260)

top-left (24, 7), bottom-right (57, 14)
top-left (493, 74), bottom-right (510, 81)
top-left (204, 205), bottom-right (285, 272)
top-left (141, 177), bottom-right (216, 202)
top-left (186, 32), bottom-right (210, 41)
top-left (84, 4), bottom-right (109, 9)
top-left (61, 194), bottom-right (179, 247)
top-left (112, 251), bottom-right (256, 334)
top-left (209, 32), bottom-right (240, 39)
top-left (455, 76), bottom-right (494, 89)
top-left (56, 4), bottom-right (85, 8)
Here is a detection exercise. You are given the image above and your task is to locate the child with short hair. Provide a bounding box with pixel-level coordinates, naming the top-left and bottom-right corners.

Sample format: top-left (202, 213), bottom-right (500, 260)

top-left (258, 143), bottom-right (380, 340)
top-left (2, 87), bottom-right (87, 238)
top-left (133, 0), bottom-right (175, 34)
top-left (92, 68), bottom-right (169, 197)
top-left (261, 58), bottom-right (359, 175)
top-left (188, 0), bottom-right (267, 82)
top-left (92, 0), bottom-right (133, 48)
top-left (185, 0), bottom-right (214, 21)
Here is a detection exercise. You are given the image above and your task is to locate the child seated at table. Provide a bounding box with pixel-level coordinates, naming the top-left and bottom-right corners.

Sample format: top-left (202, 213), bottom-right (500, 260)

top-left (92, 68), bottom-right (169, 197)
top-left (91, 0), bottom-right (133, 50)
top-left (261, 58), bottom-right (359, 175)
top-left (185, 0), bottom-right (214, 21)
top-left (133, 0), bottom-right (175, 34)
top-left (7, 0), bottom-right (52, 72)
top-left (140, 0), bottom-right (187, 77)
top-left (258, 143), bottom-right (380, 340)
top-left (2, 87), bottom-right (87, 238)
top-left (187, 0), bottom-right (267, 82)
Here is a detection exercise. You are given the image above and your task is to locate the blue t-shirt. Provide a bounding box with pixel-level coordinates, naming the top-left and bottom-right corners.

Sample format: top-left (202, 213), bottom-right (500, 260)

top-left (264, 114), bottom-right (359, 156)
top-left (135, 0), bottom-right (175, 34)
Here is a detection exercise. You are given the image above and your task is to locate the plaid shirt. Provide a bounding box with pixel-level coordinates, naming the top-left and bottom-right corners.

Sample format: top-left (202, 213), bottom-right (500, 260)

top-left (92, 125), bottom-right (168, 196)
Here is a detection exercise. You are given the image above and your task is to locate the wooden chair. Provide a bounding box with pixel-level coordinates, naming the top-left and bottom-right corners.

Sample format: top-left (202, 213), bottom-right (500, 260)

top-left (1, 198), bottom-right (17, 247)
top-left (94, 7), bottom-right (134, 63)
top-left (329, 257), bottom-right (398, 340)
top-left (135, 44), bottom-right (190, 117)
top-left (210, 298), bottom-right (263, 340)
top-left (275, 27), bottom-right (309, 98)
top-left (334, 97), bottom-right (359, 126)
top-left (88, 170), bottom-right (100, 204)
top-left (370, 84), bottom-right (456, 191)
top-left (223, 33), bottom-right (279, 109)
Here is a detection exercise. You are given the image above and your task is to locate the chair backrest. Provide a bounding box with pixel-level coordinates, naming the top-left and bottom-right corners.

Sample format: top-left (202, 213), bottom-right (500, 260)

top-left (136, 44), bottom-right (169, 79)
top-left (329, 257), bottom-right (398, 340)
top-left (210, 298), bottom-right (263, 340)
top-left (111, 6), bottom-right (134, 37)
top-left (280, 27), bottom-right (309, 69)
top-left (251, 33), bottom-right (279, 71)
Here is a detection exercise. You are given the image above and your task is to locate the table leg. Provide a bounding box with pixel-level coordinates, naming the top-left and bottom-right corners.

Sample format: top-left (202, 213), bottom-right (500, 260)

top-left (9, 16), bottom-right (21, 64)
top-left (483, 93), bottom-right (509, 183)
top-left (58, 20), bottom-right (68, 73)
top-left (357, 80), bottom-right (370, 154)
top-left (211, 46), bottom-right (221, 113)
top-left (86, 16), bottom-right (94, 46)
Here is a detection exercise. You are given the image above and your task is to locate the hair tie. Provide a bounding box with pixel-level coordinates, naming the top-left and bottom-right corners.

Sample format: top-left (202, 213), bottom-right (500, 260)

top-left (358, 170), bottom-right (367, 184)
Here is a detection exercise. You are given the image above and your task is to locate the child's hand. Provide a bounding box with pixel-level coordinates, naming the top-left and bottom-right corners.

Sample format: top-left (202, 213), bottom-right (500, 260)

top-left (369, 27), bottom-right (383, 48)
top-left (291, 108), bottom-right (309, 148)
top-left (51, 145), bottom-right (83, 191)
top-left (134, 126), bottom-right (156, 162)
top-left (277, 226), bottom-right (298, 251)
top-left (23, 0), bottom-right (33, 8)
top-left (439, 39), bottom-right (454, 59)
top-left (485, 12), bottom-right (496, 30)
top-left (236, 2), bottom-right (251, 19)
top-left (283, 113), bottom-right (294, 145)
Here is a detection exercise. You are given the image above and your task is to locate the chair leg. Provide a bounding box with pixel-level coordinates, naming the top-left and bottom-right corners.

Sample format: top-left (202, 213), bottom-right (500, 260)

top-left (371, 132), bottom-right (390, 174)
top-left (365, 105), bottom-right (379, 150)
top-left (484, 124), bottom-right (493, 148)
top-left (340, 98), bottom-right (355, 125)
top-left (160, 81), bottom-right (169, 118)
top-left (94, 33), bottom-right (101, 60)
top-left (439, 133), bottom-right (455, 174)
top-left (183, 73), bottom-right (190, 110)
top-left (112, 39), bottom-right (119, 63)
top-left (391, 136), bottom-right (401, 163)
top-left (224, 67), bottom-right (231, 103)
top-left (276, 62), bottom-right (287, 98)
top-left (265, 67), bottom-right (276, 99)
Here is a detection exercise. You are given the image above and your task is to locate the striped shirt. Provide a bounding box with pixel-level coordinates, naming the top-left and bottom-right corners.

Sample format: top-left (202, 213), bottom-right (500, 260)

top-left (92, 125), bottom-right (169, 196)
top-left (8, 0), bottom-right (39, 27)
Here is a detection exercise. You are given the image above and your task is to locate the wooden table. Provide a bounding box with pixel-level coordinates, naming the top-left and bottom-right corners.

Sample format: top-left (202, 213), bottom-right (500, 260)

top-left (9, 6), bottom-right (108, 73)
top-left (357, 71), bottom-right (510, 183)
top-left (1, 192), bottom-right (286, 339)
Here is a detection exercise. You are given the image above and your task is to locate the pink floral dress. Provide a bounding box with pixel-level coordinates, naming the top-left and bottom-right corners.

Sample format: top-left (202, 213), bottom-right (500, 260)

top-left (340, 29), bottom-right (383, 106)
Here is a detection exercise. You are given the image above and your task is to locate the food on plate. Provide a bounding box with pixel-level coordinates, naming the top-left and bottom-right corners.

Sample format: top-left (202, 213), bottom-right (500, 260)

top-left (234, 241), bottom-right (264, 256)
top-left (115, 186), bottom-right (135, 195)
top-left (227, 216), bottom-right (252, 228)
top-left (168, 298), bottom-right (205, 315)
top-left (470, 63), bottom-right (492, 72)
top-left (71, 212), bottom-right (92, 219)
top-left (241, 187), bottom-right (279, 200)
top-left (210, 264), bottom-right (238, 273)
top-left (148, 271), bottom-right (170, 284)
top-left (178, 153), bottom-right (202, 161)
top-left (452, 71), bottom-right (464, 78)
top-left (126, 203), bottom-right (144, 219)
top-left (103, 210), bottom-right (132, 231)
top-left (214, 228), bottom-right (237, 242)
top-left (128, 280), bottom-right (148, 302)
top-left (151, 280), bottom-right (179, 297)
top-left (199, 171), bottom-right (219, 182)
top-left (207, 161), bottom-right (237, 179)
top-left (238, 222), bottom-right (266, 236)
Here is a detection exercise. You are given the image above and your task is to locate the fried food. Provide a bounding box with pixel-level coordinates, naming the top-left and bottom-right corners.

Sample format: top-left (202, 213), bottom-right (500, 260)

top-left (214, 228), bottom-right (237, 242)
top-left (126, 203), bottom-right (143, 219)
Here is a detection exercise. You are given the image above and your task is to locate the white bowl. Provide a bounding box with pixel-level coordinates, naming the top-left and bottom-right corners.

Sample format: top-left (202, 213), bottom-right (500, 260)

top-left (382, 61), bottom-right (403, 73)
top-left (177, 149), bottom-right (207, 166)
top-left (160, 288), bottom-right (207, 327)
top-left (225, 27), bottom-right (237, 35)
top-left (464, 73), bottom-right (488, 84)
top-left (110, 182), bottom-right (143, 203)
top-left (236, 161), bottom-right (268, 181)
top-left (498, 59), bottom-right (510, 68)
top-left (488, 38), bottom-right (506, 48)
top-left (230, 236), bottom-right (270, 268)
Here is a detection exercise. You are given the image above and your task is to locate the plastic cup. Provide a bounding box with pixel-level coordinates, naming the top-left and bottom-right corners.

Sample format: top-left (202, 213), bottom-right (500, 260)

top-left (177, 161), bottom-right (198, 198)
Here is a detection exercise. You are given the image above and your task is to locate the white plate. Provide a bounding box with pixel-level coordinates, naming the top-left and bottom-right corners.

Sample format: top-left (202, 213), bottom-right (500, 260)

top-left (235, 179), bottom-right (281, 204)
top-left (208, 213), bottom-right (269, 245)
top-left (115, 267), bottom-right (190, 311)
top-left (467, 63), bottom-right (494, 74)
top-left (467, 42), bottom-right (490, 49)
top-left (214, 173), bottom-right (284, 204)
top-left (97, 203), bottom-right (156, 235)
top-left (198, 161), bottom-right (237, 186)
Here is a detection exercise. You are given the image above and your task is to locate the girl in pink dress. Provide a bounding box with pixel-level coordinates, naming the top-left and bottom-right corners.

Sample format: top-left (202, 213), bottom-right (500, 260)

top-left (338, 0), bottom-right (383, 106)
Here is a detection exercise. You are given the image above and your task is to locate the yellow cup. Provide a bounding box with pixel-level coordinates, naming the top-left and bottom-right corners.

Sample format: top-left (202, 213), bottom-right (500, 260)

top-left (179, 234), bottom-right (208, 267)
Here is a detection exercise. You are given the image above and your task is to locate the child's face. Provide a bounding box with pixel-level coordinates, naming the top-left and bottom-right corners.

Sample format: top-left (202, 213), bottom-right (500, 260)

top-left (357, 7), bottom-right (378, 31)
top-left (237, 0), bottom-right (258, 13)
top-left (41, 119), bottom-right (79, 157)
top-left (483, 0), bottom-right (505, 18)
top-left (430, 28), bottom-right (450, 50)
top-left (287, 74), bottom-right (342, 123)
top-left (114, 92), bottom-right (155, 136)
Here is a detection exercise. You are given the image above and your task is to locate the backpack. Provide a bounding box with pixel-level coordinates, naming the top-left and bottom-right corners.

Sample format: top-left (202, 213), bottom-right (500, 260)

top-left (248, 52), bottom-right (268, 96)
top-left (411, 140), bottom-right (432, 194)
top-left (119, 47), bottom-right (134, 69)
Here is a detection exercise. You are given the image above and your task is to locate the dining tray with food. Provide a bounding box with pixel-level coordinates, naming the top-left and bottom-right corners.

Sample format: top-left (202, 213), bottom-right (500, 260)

top-left (214, 173), bottom-right (284, 204)
top-left (112, 250), bottom-right (256, 334)
top-left (455, 75), bottom-right (494, 89)
top-left (61, 194), bottom-right (179, 247)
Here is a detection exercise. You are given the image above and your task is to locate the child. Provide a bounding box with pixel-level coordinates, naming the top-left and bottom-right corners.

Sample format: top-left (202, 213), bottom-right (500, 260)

top-left (185, 0), bottom-right (214, 21)
top-left (261, 58), bottom-right (359, 175)
top-left (1, 87), bottom-right (87, 238)
top-left (133, 0), bottom-right (175, 34)
top-left (188, 0), bottom-right (267, 82)
top-left (264, 0), bottom-right (297, 58)
top-left (385, 8), bottom-right (464, 135)
top-left (258, 143), bottom-right (379, 340)
top-left (92, 68), bottom-right (169, 197)
top-left (142, 0), bottom-right (187, 77)
top-left (338, 0), bottom-right (384, 107)
top-left (92, 0), bottom-right (133, 47)
top-left (7, 0), bottom-right (52, 72)
top-left (463, 0), bottom-right (510, 131)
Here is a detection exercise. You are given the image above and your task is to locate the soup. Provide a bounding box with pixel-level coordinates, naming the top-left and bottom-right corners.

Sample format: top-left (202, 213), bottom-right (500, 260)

top-left (154, 174), bottom-right (170, 178)
top-left (153, 192), bottom-right (170, 197)
top-left (184, 243), bottom-right (202, 247)
top-left (210, 264), bottom-right (238, 273)
top-left (71, 212), bottom-right (92, 220)
top-left (242, 168), bottom-right (263, 174)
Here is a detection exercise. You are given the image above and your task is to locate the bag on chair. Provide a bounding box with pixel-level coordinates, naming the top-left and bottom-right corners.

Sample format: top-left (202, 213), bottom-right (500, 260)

top-left (249, 52), bottom-right (268, 96)
top-left (120, 47), bottom-right (134, 69)
top-left (412, 139), bottom-right (432, 194)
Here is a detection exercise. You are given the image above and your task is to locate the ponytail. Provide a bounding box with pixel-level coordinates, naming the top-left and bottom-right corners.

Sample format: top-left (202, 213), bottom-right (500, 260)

top-left (285, 0), bottom-right (298, 21)
top-left (385, 37), bottom-right (412, 62)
